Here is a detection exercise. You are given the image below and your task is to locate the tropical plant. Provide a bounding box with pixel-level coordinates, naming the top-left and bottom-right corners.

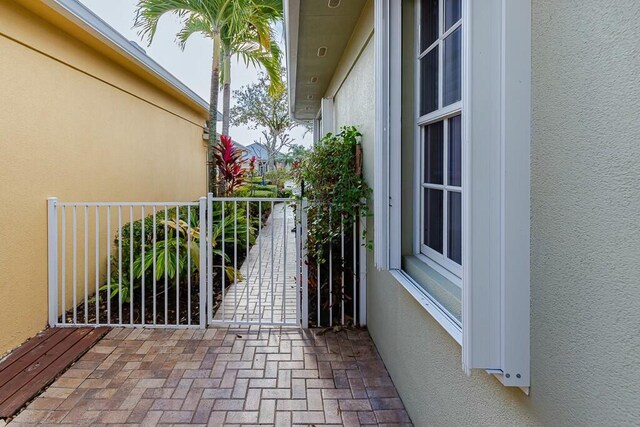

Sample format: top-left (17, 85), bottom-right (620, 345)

top-left (132, 210), bottom-right (246, 285)
top-left (134, 1), bottom-right (284, 184)
top-left (247, 155), bottom-right (257, 195)
top-left (220, 0), bottom-right (284, 136)
top-left (103, 202), bottom-right (254, 303)
top-left (213, 135), bottom-right (247, 196)
top-left (265, 168), bottom-right (291, 189)
top-left (278, 144), bottom-right (307, 168)
top-left (135, 0), bottom-right (231, 192)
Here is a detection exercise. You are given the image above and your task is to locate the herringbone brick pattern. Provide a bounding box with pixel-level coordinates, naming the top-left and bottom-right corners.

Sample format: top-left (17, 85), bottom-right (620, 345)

top-left (11, 327), bottom-right (411, 426)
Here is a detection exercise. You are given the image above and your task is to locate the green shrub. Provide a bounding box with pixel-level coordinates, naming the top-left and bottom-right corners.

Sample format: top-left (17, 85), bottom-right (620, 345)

top-left (234, 185), bottom-right (277, 198)
top-left (278, 188), bottom-right (293, 198)
top-left (254, 184), bottom-right (277, 192)
top-left (251, 189), bottom-right (277, 198)
top-left (265, 168), bottom-right (291, 189)
top-left (106, 203), bottom-right (253, 302)
top-left (296, 126), bottom-right (371, 259)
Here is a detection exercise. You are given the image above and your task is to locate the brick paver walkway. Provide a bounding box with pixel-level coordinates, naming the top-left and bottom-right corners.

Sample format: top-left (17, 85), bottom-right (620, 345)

top-left (214, 203), bottom-right (299, 325)
top-left (11, 327), bottom-right (412, 426)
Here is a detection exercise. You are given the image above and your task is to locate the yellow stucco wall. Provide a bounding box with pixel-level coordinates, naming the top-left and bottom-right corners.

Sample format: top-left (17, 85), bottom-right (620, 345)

top-left (0, 1), bottom-right (208, 354)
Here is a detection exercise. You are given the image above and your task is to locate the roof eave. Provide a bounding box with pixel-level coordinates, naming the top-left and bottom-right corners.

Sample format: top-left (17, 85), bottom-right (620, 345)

top-left (284, 0), bottom-right (300, 121)
top-left (38, 0), bottom-right (214, 116)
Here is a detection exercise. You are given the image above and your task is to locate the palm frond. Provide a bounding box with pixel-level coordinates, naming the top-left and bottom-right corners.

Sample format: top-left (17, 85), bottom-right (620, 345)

top-left (233, 39), bottom-right (283, 96)
top-left (176, 14), bottom-right (214, 49)
top-left (134, 0), bottom-right (227, 45)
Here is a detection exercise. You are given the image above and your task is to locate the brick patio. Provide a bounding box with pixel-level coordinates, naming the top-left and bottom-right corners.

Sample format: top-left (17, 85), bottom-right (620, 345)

top-left (10, 327), bottom-right (412, 426)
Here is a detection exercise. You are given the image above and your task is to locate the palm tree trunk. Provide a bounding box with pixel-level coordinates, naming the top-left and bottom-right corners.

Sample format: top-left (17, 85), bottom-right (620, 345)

top-left (222, 51), bottom-right (231, 136)
top-left (208, 34), bottom-right (221, 195)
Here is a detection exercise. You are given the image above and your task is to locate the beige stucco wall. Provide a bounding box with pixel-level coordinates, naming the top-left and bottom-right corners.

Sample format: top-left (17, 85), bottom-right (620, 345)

top-left (333, 41), bottom-right (375, 181)
top-left (0, 1), bottom-right (207, 354)
top-left (330, 0), bottom-right (640, 425)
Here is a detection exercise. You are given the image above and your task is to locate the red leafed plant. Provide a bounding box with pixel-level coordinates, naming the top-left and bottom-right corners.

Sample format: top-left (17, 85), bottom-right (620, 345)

top-left (213, 135), bottom-right (247, 196)
top-left (249, 156), bottom-right (257, 176)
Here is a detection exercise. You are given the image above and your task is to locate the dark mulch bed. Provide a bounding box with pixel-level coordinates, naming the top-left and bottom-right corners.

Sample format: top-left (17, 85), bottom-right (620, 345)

top-left (60, 275), bottom-right (210, 326)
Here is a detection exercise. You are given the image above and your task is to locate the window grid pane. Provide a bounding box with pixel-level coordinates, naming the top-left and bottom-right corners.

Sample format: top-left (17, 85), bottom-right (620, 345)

top-left (424, 122), bottom-right (444, 184)
top-left (420, 0), bottom-right (439, 52)
top-left (420, 47), bottom-right (439, 116)
top-left (448, 191), bottom-right (462, 265)
top-left (423, 188), bottom-right (444, 254)
top-left (444, 0), bottom-right (461, 31)
top-left (443, 27), bottom-right (462, 107)
top-left (448, 115), bottom-right (461, 187)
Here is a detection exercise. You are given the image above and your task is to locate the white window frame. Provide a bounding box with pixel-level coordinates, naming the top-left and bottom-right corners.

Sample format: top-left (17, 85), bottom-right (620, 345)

top-left (414, 0), bottom-right (464, 289)
top-left (374, 0), bottom-right (531, 389)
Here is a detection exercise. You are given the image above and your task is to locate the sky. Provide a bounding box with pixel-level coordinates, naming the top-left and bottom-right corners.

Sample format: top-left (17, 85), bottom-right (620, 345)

top-left (78, 0), bottom-right (311, 149)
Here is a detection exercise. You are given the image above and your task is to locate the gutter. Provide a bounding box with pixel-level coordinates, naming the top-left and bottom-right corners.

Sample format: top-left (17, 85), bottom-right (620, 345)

top-left (41, 0), bottom-right (210, 113)
top-left (284, 0), bottom-right (300, 121)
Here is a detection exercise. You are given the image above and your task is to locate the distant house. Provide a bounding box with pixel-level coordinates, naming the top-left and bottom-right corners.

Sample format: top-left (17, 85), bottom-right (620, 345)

top-left (242, 143), bottom-right (270, 175)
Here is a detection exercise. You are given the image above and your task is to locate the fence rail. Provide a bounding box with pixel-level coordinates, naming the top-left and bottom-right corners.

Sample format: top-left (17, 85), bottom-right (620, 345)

top-left (304, 202), bottom-right (367, 328)
top-left (47, 196), bottom-right (366, 329)
top-left (47, 198), bottom-right (206, 328)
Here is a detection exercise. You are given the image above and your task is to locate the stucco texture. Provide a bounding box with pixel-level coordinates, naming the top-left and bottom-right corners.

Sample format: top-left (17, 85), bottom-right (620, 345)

top-left (334, 39), bottom-right (375, 185)
top-left (332, 0), bottom-right (640, 426)
top-left (528, 0), bottom-right (640, 424)
top-left (0, 2), bottom-right (207, 354)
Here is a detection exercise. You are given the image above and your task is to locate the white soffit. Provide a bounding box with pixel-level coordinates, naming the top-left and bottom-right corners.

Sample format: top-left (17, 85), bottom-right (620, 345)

top-left (286, 0), bottom-right (367, 120)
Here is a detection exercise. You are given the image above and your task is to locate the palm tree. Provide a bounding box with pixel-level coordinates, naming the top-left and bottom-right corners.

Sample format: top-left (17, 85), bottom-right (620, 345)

top-left (219, 0), bottom-right (284, 136)
top-left (134, 0), bottom-right (248, 193)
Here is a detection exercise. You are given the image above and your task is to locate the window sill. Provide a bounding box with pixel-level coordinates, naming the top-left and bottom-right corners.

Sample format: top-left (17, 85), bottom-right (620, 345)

top-left (388, 269), bottom-right (530, 394)
top-left (388, 268), bottom-right (462, 345)
top-left (402, 255), bottom-right (462, 321)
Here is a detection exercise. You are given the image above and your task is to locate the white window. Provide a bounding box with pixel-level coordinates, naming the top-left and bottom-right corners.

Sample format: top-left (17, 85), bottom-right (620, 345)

top-left (374, 0), bottom-right (531, 389)
top-left (417, 0), bottom-right (463, 280)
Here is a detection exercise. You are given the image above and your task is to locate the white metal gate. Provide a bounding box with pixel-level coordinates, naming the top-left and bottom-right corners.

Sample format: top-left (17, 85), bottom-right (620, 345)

top-left (205, 196), bottom-right (308, 327)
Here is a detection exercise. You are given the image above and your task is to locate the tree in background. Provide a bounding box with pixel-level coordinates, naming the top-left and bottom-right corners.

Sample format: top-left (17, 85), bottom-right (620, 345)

top-left (277, 144), bottom-right (307, 168)
top-left (231, 72), bottom-right (310, 170)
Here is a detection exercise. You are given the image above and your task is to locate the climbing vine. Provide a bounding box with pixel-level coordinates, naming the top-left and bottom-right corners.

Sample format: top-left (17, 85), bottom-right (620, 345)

top-left (295, 126), bottom-right (371, 260)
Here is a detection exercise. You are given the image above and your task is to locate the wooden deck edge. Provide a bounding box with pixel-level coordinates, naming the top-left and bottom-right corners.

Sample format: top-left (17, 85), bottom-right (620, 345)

top-left (0, 327), bottom-right (111, 420)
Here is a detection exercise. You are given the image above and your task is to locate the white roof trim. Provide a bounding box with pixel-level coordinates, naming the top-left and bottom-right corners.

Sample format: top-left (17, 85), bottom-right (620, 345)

top-left (284, 0), bottom-right (300, 119)
top-left (43, 0), bottom-right (210, 112)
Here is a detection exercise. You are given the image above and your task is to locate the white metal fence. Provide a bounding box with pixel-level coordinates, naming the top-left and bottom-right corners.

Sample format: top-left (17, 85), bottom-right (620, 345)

top-left (304, 202), bottom-right (367, 328)
top-left (47, 196), bottom-right (365, 329)
top-left (47, 198), bottom-right (207, 328)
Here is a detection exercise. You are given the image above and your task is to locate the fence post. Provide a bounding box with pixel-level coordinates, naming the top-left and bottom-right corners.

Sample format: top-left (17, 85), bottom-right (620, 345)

top-left (199, 196), bottom-right (207, 328)
top-left (206, 193), bottom-right (214, 326)
top-left (359, 199), bottom-right (367, 326)
top-left (301, 199), bottom-right (309, 328)
top-left (48, 198), bottom-right (58, 327)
